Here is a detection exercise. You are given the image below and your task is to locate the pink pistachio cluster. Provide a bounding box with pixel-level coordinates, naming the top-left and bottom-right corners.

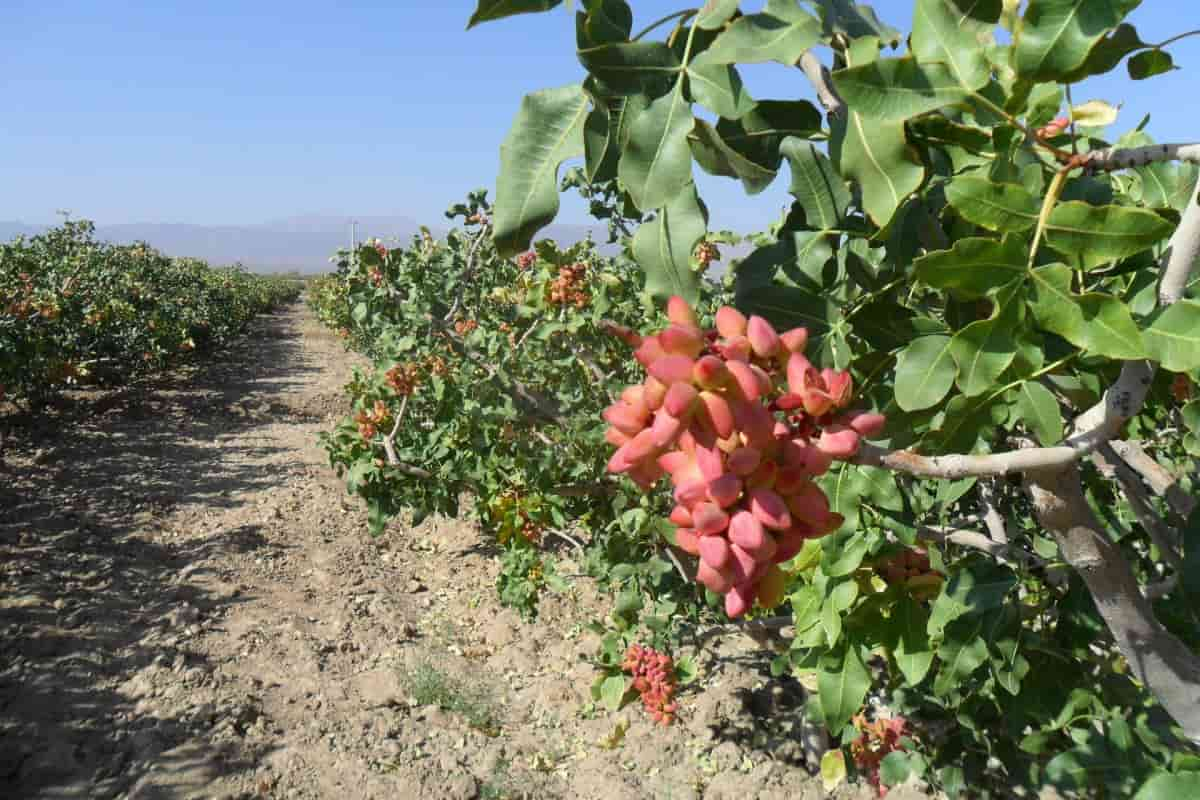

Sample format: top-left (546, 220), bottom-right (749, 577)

top-left (622, 643), bottom-right (679, 725)
top-left (602, 297), bottom-right (886, 618)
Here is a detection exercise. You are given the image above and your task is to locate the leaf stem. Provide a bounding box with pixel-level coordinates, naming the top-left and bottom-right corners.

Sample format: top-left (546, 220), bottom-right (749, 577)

top-left (1151, 29), bottom-right (1200, 49)
top-left (631, 8), bottom-right (698, 42)
top-left (1027, 166), bottom-right (1071, 270)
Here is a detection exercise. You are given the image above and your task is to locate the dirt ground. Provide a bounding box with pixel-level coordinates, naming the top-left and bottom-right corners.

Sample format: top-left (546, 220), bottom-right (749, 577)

top-left (0, 303), bottom-right (928, 799)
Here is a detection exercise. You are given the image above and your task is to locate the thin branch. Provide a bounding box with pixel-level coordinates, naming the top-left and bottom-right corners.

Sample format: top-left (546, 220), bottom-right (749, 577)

top-left (443, 226), bottom-right (491, 323)
top-left (918, 525), bottom-right (1037, 567)
top-left (1095, 443), bottom-right (1186, 575)
top-left (379, 395), bottom-right (433, 479)
top-left (979, 480), bottom-right (1009, 544)
top-left (1081, 143), bottom-right (1200, 172)
top-left (1151, 29), bottom-right (1200, 49)
top-left (1109, 440), bottom-right (1197, 519)
top-left (630, 8), bottom-right (697, 42)
top-left (546, 528), bottom-right (585, 553)
top-left (798, 50), bottom-right (844, 118)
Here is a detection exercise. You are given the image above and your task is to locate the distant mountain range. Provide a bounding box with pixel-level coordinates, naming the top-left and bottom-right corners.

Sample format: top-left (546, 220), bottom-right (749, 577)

top-left (0, 216), bottom-right (618, 274)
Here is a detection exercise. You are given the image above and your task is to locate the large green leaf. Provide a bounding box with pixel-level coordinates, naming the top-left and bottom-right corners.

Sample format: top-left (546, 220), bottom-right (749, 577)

top-left (818, 643), bottom-right (871, 732)
top-left (1043, 201), bottom-right (1173, 269)
top-left (950, 282), bottom-right (1022, 397)
top-left (632, 183), bottom-right (706, 304)
top-left (1027, 264), bottom-right (1147, 359)
top-left (914, 236), bottom-right (1027, 298)
top-left (895, 335), bottom-right (957, 412)
top-left (618, 80), bottom-right (694, 212)
top-left (911, 0), bottom-right (992, 92)
top-left (694, 0), bottom-right (820, 65)
top-left (781, 138), bottom-right (851, 230)
top-left (494, 84), bottom-right (589, 257)
top-left (1144, 300), bottom-right (1200, 372)
top-left (1013, 0), bottom-right (1143, 82)
top-left (833, 58), bottom-right (970, 120)
top-left (686, 61), bottom-right (756, 119)
top-left (945, 176), bottom-right (1040, 232)
top-left (1015, 380), bottom-right (1064, 445)
top-left (467, 0), bottom-right (562, 28)
top-left (829, 111), bottom-right (924, 226)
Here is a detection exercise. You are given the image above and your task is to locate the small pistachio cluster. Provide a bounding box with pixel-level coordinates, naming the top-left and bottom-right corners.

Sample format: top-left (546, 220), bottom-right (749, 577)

top-left (622, 644), bottom-right (679, 726)
top-left (354, 399), bottom-right (391, 442)
top-left (603, 297), bottom-right (885, 618)
top-left (546, 262), bottom-right (590, 308)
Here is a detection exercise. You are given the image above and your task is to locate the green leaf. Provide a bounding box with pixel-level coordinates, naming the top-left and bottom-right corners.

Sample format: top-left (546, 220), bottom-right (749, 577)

top-left (1016, 381), bottom-right (1064, 445)
top-left (583, 89), bottom-right (626, 183)
top-left (696, 0), bottom-right (739, 30)
top-left (1044, 202), bottom-right (1173, 269)
top-left (829, 111), bottom-right (924, 226)
top-left (618, 81), bottom-right (694, 212)
top-left (892, 595), bottom-right (935, 684)
top-left (911, 0), bottom-right (993, 92)
top-left (689, 119), bottom-right (778, 194)
top-left (945, 176), bottom-right (1040, 233)
top-left (1129, 49), bottom-right (1175, 80)
top-left (577, 41), bottom-right (681, 95)
top-left (950, 282), bottom-right (1022, 397)
top-left (928, 559), bottom-right (1018, 639)
top-left (895, 335), bottom-right (957, 412)
top-left (632, 182), bottom-right (706, 304)
top-left (811, 0), bottom-right (902, 46)
top-left (1134, 772), bottom-right (1200, 800)
top-left (599, 674), bottom-right (629, 710)
top-left (933, 616), bottom-right (990, 695)
top-left (1060, 22), bottom-right (1148, 83)
top-left (781, 138), bottom-right (852, 231)
top-left (694, 0), bottom-right (819, 65)
top-left (833, 58), bottom-right (970, 120)
top-left (818, 644), bottom-right (871, 732)
top-left (1028, 264), bottom-right (1146, 358)
top-left (494, 84), bottom-right (588, 257)
top-left (914, 236), bottom-right (1027, 298)
top-left (687, 61), bottom-right (756, 120)
top-left (1013, 0), bottom-right (1142, 82)
top-left (467, 0), bottom-right (561, 28)
top-left (1144, 300), bottom-right (1200, 372)
top-left (879, 751), bottom-right (913, 788)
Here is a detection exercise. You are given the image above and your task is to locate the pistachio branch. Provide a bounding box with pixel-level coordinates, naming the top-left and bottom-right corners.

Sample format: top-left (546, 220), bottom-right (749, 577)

top-left (798, 50), bottom-right (844, 118)
top-left (380, 395), bottom-right (433, 479)
top-left (1081, 143), bottom-right (1200, 171)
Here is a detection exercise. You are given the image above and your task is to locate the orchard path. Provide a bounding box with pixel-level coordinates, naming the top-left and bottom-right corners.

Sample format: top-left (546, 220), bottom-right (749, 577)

top-left (0, 302), bottom-right (912, 800)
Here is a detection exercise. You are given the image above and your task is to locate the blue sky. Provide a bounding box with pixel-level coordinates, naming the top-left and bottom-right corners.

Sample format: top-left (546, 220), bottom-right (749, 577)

top-left (3, 1), bottom-right (1198, 233)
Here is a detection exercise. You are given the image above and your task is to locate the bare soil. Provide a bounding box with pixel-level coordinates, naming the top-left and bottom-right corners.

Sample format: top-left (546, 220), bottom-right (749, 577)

top-left (0, 303), bottom-right (926, 799)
